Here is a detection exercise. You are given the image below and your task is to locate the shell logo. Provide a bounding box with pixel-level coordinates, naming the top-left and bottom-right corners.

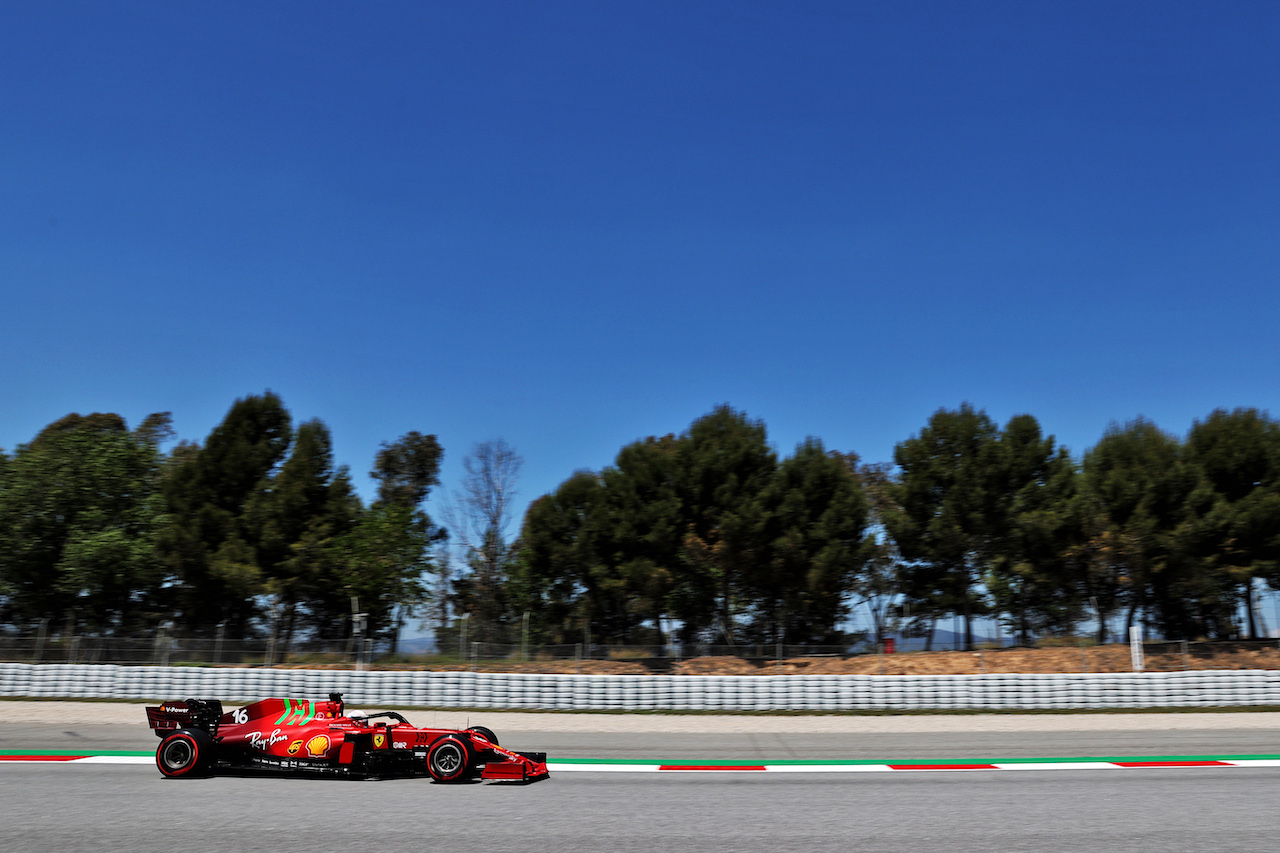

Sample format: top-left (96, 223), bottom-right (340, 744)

top-left (305, 735), bottom-right (331, 757)
top-left (287, 740), bottom-right (303, 756)
top-left (373, 733), bottom-right (386, 749)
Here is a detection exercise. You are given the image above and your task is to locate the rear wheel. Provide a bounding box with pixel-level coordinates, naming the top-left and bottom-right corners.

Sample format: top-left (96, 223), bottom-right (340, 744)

top-left (156, 728), bottom-right (212, 778)
top-left (426, 735), bottom-right (473, 783)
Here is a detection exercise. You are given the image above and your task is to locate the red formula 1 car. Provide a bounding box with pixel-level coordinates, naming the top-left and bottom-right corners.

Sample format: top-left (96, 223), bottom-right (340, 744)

top-left (145, 693), bottom-right (549, 783)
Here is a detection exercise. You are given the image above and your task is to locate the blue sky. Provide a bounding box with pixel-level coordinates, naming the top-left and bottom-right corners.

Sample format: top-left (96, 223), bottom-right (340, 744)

top-left (3, 1), bottom-right (1278, 536)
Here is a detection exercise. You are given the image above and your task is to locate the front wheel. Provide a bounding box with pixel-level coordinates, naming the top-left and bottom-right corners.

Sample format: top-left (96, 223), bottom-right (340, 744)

top-left (156, 728), bottom-right (212, 778)
top-left (426, 735), bottom-right (474, 783)
top-left (466, 725), bottom-right (499, 746)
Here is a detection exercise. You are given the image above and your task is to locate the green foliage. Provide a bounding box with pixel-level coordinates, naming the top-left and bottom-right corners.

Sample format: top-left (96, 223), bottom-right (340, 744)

top-left (887, 404), bottom-right (1000, 648)
top-left (5, 395), bottom-right (1280, 650)
top-left (1179, 408), bottom-right (1280, 637)
top-left (517, 407), bottom-right (870, 646)
top-left (1080, 418), bottom-right (1194, 637)
top-left (673, 406), bottom-right (778, 643)
top-left (371, 431), bottom-right (443, 508)
top-left (0, 397), bottom-right (445, 645)
top-left (0, 412), bottom-right (170, 632)
top-left (329, 502), bottom-right (432, 640)
top-left (750, 439), bottom-right (869, 643)
top-left (158, 392), bottom-right (293, 633)
top-left (513, 471), bottom-right (609, 643)
top-left (982, 415), bottom-right (1080, 642)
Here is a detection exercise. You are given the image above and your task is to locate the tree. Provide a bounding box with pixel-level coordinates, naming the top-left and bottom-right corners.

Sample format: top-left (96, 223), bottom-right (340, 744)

top-left (0, 413), bottom-right (170, 633)
top-left (517, 435), bottom-right (684, 647)
top-left (1181, 408), bottom-right (1280, 638)
top-left (849, 461), bottom-right (906, 646)
top-left (450, 439), bottom-right (522, 643)
top-left (887, 404), bottom-right (1000, 649)
top-left (750, 440), bottom-right (869, 643)
top-left (158, 392), bottom-right (292, 635)
top-left (330, 502), bottom-right (433, 645)
top-left (672, 406), bottom-right (776, 645)
top-left (983, 415), bottom-right (1080, 643)
top-left (245, 418), bottom-right (359, 647)
top-left (513, 471), bottom-right (607, 643)
top-left (371, 431), bottom-right (444, 508)
top-left (1081, 418), bottom-right (1193, 638)
top-left (341, 430), bottom-right (448, 649)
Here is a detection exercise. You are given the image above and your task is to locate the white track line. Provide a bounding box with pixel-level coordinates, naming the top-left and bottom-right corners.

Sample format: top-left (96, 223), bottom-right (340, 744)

top-left (5, 757), bottom-right (1276, 773)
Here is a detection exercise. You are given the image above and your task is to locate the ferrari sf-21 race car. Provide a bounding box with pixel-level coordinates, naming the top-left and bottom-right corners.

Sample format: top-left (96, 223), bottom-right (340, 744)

top-left (146, 693), bottom-right (549, 783)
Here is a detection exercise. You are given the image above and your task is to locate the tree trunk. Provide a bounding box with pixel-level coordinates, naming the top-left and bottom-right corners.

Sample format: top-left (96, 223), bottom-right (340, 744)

top-left (962, 596), bottom-right (974, 651)
top-left (1245, 581), bottom-right (1258, 640)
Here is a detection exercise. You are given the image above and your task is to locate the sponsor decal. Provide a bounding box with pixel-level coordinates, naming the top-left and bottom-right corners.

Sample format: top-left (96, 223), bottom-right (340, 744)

top-left (287, 740), bottom-right (303, 756)
top-left (304, 735), bottom-right (331, 758)
top-left (373, 733), bottom-right (386, 749)
top-left (161, 705), bottom-right (189, 714)
top-left (275, 699), bottom-right (317, 726)
top-left (393, 741), bottom-right (408, 750)
top-left (247, 729), bottom-right (289, 750)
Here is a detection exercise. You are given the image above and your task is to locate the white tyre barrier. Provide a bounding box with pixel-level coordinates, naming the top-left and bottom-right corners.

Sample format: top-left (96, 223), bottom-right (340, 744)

top-left (1, 663), bottom-right (1279, 711)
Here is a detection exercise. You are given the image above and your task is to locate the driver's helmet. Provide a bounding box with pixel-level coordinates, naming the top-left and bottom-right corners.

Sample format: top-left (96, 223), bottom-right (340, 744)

top-left (348, 709), bottom-right (368, 725)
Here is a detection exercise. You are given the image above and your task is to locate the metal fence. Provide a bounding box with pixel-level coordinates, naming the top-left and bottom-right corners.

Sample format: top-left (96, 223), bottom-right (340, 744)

top-left (0, 634), bottom-right (850, 668)
top-left (2, 632), bottom-right (1277, 672)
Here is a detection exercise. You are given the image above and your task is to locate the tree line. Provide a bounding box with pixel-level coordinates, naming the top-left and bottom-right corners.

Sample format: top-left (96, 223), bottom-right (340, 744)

top-left (0, 393), bottom-right (447, 649)
top-left (3, 396), bottom-right (1278, 650)
top-left (505, 404), bottom-right (1280, 648)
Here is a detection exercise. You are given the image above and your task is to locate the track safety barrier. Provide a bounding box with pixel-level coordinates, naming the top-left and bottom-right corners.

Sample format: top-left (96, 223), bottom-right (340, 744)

top-left (2, 664), bottom-right (1280, 710)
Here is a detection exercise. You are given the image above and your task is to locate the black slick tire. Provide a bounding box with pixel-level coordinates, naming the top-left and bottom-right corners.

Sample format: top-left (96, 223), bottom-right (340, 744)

top-left (156, 728), bottom-right (213, 778)
top-left (466, 726), bottom-right (499, 746)
top-left (426, 735), bottom-right (473, 783)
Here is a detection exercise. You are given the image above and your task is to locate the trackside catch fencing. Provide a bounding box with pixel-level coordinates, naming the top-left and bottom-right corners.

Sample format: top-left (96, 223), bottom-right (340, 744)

top-left (2, 664), bottom-right (1279, 710)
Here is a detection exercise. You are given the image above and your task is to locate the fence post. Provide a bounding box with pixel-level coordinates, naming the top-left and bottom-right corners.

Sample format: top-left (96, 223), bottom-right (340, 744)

top-left (521, 612), bottom-right (530, 661)
top-left (265, 603), bottom-right (279, 667)
top-left (33, 618), bottom-right (48, 664)
top-left (1129, 625), bottom-right (1144, 672)
top-left (214, 621), bottom-right (226, 665)
top-left (1181, 639), bottom-right (1190, 671)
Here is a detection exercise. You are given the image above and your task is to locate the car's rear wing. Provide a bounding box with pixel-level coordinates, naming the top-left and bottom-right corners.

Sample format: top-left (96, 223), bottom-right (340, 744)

top-left (145, 698), bottom-right (224, 737)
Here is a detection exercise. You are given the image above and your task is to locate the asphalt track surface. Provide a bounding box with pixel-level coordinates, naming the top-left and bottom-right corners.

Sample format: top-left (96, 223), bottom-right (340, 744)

top-left (5, 712), bottom-right (1280, 852)
top-left (5, 761), bottom-right (1280, 853)
top-left (5, 720), bottom-right (1280, 761)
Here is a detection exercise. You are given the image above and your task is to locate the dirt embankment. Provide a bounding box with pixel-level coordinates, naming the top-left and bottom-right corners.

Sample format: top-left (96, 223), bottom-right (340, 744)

top-left (274, 644), bottom-right (1280, 676)
top-left (673, 644), bottom-right (1280, 676)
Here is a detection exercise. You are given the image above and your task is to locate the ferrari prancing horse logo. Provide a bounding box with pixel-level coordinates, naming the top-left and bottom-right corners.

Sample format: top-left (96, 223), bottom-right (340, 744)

top-left (305, 735), bottom-right (331, 757)
top-left (373, 733), bottom-right (386, 749)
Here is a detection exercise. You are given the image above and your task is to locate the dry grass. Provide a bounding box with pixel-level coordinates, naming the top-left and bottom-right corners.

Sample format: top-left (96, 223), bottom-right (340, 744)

top-left (674, 644), bottom-right (1280, 676)
top-left (259, 644), bottom-right (1280, 676)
